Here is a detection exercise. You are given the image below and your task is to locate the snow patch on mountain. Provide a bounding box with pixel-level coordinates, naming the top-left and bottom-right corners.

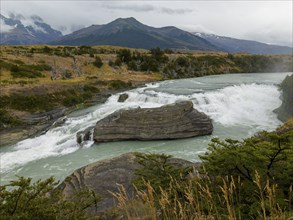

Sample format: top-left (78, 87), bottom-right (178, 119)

top-left (0, 13), bottom-right (62, 44)
top-left (0, 19), bottom-right (14, 32)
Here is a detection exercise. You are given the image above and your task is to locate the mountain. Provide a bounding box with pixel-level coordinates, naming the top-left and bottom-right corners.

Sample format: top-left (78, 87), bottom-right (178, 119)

top-left (194, 32), bottom-right (292, 55)
top-left (0, 14), bottom-right (62, 45)
top-left (52, 17), bottom-right (219, 51)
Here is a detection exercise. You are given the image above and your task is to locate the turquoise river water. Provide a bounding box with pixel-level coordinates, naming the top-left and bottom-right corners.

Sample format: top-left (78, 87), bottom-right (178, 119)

top-left (0, 72), bottom-right (292, 184)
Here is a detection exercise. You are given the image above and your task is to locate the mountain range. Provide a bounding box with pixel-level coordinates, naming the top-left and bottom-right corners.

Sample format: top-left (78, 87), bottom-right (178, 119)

top-left (52, 17), bottom-right (218, 51)
top-left (194, 32), bottom-right (292, 55)
top-left (0, 14), bottom-right (62, 44)
top-left (1, 15), bottom-right (292, 54)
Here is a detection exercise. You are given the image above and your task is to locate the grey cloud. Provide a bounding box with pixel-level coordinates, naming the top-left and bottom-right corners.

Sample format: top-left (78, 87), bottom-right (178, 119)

top-left (1, 1), bottom-right (291, 46)
top-left (160, 7), bottom-right (193, 15)
top-left (104, 4), bottom-right (193, 15)
top-left (58, 25), bottom-right (68, 33)
top-left (105, 4), bottom-right (155, 12)
top-left (70, 24), bottom-right (86, 32)
top-left (243, 25), bottom-right (293, 47)
top-left (8, 13), bottom-right (24, 21)
top-left (30, 15), bottom-right (43, 22)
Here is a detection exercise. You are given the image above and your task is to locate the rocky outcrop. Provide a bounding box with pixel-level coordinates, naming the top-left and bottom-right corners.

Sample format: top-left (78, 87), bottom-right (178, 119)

top-left (118, 93), bottom-right (129, 102)
top-left (93, 101), bottom-right (213, 142)
top-left (76, 126), bottom-right (95, 144)
top-left (57, 153), bottom-right (196, 214)
top-left (275, 75), bottom-right (293, 122)
top-left (0, 108), bottom-right (70, 146)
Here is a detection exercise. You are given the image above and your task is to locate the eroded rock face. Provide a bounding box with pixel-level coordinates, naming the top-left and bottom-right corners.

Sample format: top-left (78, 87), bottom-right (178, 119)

top-left (57, 153), bottom-right (196, 214)
top-left (93, 101), bottom-right (213, 142)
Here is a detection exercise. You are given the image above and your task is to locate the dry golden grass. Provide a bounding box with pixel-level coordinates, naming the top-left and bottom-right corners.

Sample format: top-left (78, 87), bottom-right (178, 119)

top-left (0, 45), bottom-right (161, 96)
top-left (111, 172), bottom-right (292, 220)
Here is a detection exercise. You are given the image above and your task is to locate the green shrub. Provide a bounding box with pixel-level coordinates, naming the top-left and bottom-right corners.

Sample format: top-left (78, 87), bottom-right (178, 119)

top-left (11, 70), bottom-right (44, 78)
top-left (199, 121), bottom-right (293, 218)
top-left (12, 59), bottom-right (24, 65)
top-left (63, 95), bottom-right (83, 107)
top-left (127, 60), bottom-right (138, 71)
top-left (31, 64), bottom-right (52, 71)
top-left (93, 56), bottom-right (103, 68)
top-left (9, 63), bottom-right (49, 78)
top-left (42, 46), bottom-right (52, 54)
top-left (108, 80), bottom-right (132, 90)
top-left (0, 60), bottom-right (15, 70)
top-left (117, 49), bottom-right (132, 63)
top-left (108, 60), bottom-right (115, 67)
top-left (83, 85), bottom-right (100, 93)
top-left (0, 176), bottom-right (100, 219)
top-left (0, 109), bottom-right (22, 130)
top-left (133, 153), bottom-right (192, 193)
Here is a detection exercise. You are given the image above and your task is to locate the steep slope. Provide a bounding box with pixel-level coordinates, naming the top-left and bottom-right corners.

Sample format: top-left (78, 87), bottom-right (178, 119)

top-left (194, 32), bottom-right (292, 55)
top-left (0, 14), bottom-right (62, 45)
top-left (52, 17), bottom-right (219, 51)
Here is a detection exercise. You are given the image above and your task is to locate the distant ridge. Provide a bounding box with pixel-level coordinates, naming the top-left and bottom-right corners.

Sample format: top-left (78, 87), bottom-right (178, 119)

top-left (51, 17), bottom-right (219, 51)
top-left (0, 14), bottom-right (62, 45)
top-left (193, 32), bottom-right (292, 55)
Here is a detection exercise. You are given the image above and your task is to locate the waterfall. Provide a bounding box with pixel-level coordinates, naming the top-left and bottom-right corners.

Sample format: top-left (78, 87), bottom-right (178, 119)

top-left (0, 76), bottom-right (284, 173)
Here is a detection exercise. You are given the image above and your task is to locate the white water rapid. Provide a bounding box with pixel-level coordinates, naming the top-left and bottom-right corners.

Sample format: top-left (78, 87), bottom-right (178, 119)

top-left (0, 72), bottom-right (291, 183)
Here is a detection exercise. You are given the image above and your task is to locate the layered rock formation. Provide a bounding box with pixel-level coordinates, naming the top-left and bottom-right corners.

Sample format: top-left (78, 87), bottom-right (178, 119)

top-left (57, 153), bottom-right (196, 213)
top-left (275, 74), bottom-right (293, 122)
top-left (93, 101), bottom-right (213, 142)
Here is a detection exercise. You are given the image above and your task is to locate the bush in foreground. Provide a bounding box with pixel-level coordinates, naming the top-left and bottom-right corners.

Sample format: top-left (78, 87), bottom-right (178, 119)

top-left (113, 120), bottom-right (293, 219)
top-left (0, 176), bottom-right (100, 220)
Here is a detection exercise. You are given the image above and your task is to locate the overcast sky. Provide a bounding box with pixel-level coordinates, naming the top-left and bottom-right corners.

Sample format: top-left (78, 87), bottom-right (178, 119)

top-left (1, 0), bottom-right (292, 47)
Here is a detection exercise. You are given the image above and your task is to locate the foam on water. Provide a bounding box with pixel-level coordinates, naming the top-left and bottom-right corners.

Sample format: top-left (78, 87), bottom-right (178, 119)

top-left (191, 83), bottom-right (281, 128)
top-left (0, 76), bottom-right (284, 173)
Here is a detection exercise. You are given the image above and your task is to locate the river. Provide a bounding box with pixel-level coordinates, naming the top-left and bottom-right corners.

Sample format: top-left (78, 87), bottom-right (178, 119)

top-left (0, 72), bottom-right (291, 184)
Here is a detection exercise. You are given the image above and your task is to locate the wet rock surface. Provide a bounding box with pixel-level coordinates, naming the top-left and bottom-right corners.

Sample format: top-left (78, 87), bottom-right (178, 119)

top-left (93, 101), bottom-right (213, 142)
top-left (117, 93), bottom-right (129, 102)
top-left (76, 126), bottom-right (95, 144)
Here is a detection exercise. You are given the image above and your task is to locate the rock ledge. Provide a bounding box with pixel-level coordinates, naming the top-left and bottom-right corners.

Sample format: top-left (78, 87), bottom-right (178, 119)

top-left (93, 101), bottom-right (213, 142)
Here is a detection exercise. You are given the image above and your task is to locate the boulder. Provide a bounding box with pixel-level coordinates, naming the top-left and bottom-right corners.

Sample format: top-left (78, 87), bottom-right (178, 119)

top-left (93, 101), bottom-right (213, 142)
top-left (118, 93), bottom-right (129, 102)
top-left (274, 74), bottom-right (293, 122)
top-left (57, 153), bottom-right (197, 214)
top-left (76, 126), bottom-right (95, 144)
